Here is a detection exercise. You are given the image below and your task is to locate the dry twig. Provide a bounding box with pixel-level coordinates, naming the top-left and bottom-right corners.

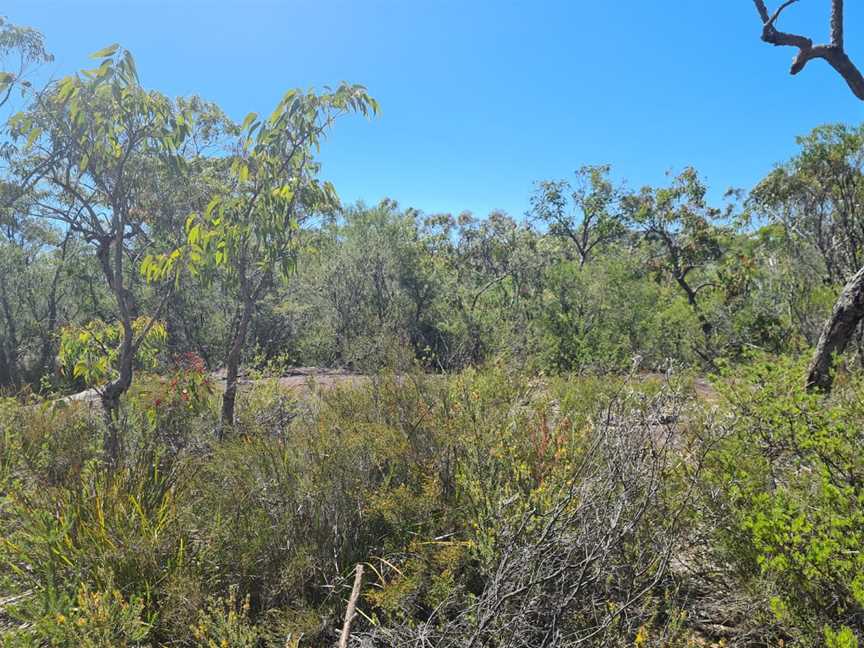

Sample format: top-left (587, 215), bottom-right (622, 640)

top-left (338, 564), bottom-right (364, 648)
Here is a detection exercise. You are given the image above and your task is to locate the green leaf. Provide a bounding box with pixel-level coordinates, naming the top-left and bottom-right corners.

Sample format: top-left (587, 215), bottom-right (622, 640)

top-left (24, 127), bottom-right (42, 150)
top-left (90, 43), bottom-right (120, 59)
top-left (241, 112), bottom-right (258, 130)
top-left (205, 196), bottom-right (222, 218)
top-left (95, 58), bottom-right (113, 78)
top-left (121, 50), bottom-right (139, 83)
top-left (56, 78), bottom-right (76, 102)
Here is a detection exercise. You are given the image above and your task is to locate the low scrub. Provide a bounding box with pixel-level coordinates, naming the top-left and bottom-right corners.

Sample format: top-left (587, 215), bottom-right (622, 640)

top-left (0, 363), bottom-right (861, 646)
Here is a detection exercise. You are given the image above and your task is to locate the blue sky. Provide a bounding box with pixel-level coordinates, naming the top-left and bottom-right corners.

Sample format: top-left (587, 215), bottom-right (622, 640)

top-left (6, 0), bottom-right (864, 218)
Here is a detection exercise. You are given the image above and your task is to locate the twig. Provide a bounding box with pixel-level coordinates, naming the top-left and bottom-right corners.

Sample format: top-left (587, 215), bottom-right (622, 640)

top-left (767, 0), bottom-right (799, 29)
top-left (337, 564), bottom-right (364, 648)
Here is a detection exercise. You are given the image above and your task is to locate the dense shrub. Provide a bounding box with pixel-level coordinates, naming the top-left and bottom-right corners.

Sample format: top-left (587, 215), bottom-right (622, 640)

top-left (701, 356), bottom-right (864, 645)
top-left (0, 368), bottom-right (714, 646)
top-left (3, 363), bottom-right (864, 646)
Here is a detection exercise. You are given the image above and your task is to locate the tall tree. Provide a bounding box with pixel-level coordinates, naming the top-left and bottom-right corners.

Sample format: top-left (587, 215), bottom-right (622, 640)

top-left (753, 0), bottom-right (864, 390)
top-left (529, 164), bottom-right (624, 268)
top-left (12, 44), bottom-right (189, 463)
top-left (145, 83), bottom-right (377, 425)
top-left (750, 124), bottom-right (864, 286)
top-left (622, 168), bottom-right (730, 363)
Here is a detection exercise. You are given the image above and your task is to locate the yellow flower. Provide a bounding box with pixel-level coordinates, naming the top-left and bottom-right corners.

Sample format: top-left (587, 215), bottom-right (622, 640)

top-left (634, 625), bottom-right (649, 647)
top-left (56, 613), bottom-right (66, 624)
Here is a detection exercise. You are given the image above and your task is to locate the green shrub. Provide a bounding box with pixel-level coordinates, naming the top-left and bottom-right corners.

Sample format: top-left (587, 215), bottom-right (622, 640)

top-left (706, 355), bottom-right (864, 641)
top-left (5, 580), bottom-right (151, 648)
top-left (188, 586), bottom-right (260, 647)
top-left (1, 445), bottom-right (192, 644)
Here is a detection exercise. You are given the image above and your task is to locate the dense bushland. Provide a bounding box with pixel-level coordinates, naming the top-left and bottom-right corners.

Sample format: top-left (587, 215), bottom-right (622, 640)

top-left (3, 14), bottom-right (864, 648)
top-left (7, 124), bottom-right (863, 392)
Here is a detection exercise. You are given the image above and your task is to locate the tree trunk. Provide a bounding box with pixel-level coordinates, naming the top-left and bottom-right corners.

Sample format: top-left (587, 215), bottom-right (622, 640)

top-left (95, 226), bottom-right (136, 468)
top-left (0, 273), bottom-right (20, 387)
top-left (37, 233), bottom-right (71, 381)
top-left (674, 275), bottom-right (710, 339)
top-left (221, 297), bottom-right (254, 427)
top-left (0, 342), bottom-right (11, 388)
top-left (100, 316), bottom-right (135, 468)
top-left (806, 264), bottom-right (864, 392)
top-left (101, 390), bottom-right (122, 466)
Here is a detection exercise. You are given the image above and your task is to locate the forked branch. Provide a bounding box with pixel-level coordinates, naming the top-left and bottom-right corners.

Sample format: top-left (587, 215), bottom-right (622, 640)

top-left (753, 0), bottom-right (864, 100)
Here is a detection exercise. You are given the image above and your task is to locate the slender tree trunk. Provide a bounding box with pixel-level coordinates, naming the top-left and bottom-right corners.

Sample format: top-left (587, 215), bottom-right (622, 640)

top-left (100, 316), bottom-right (135, 467)
top-left (0, 342), bottom-right (11, 387)
top-left (807, 264), bottom-right (864, 392)
top-left (95, 224), bottom-right (137, 468)
top-left (675, 274), bottom-right (714, 342)
top-left (38, 233), bottom-right (71, 379)
top-left (100, 392), bottom-right (122, 466)
top-left (338, 564), bottom-right (364, 648)
top-left (0, 273), bottom-right (20, 386)
top-left (39, 294), bottom-right (59, 378)
top-left (221, 297), bottom-right (254, 427)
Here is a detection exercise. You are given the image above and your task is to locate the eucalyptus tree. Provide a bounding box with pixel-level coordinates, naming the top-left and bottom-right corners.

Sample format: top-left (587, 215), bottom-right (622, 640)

top-left (750, 124), bottom-right (864, 285)
top-left (529, 164), bottom-right (625, 267)
top-left (444, 210), bottom-right (550, 366)
top-left (622, 168), bottom-right (730, 362)
top-left (0, 16), bottom-right (52, 112)
top-left (144, 83), bottom-right (378, 425)
top-left (0, 19), bottom-right (55, 386)
top-left (11, 44), bottom-right (191, 463)
top-left (0, 18), bottom-right (52, 209)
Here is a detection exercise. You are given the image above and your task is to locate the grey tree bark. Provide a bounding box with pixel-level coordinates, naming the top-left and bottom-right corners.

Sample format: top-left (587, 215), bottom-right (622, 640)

top-left (806, 266), bottom-right (864, 391)
top-left (753, 0), bottom-right (864, 391)
top-left (220, 295), bottom-right (255, 427)
top-left (0, 272), bottom-right (20, 387)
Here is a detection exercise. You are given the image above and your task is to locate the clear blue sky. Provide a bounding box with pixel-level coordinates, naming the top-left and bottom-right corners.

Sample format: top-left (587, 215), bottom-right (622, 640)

top-left (6, 0), bottom-right (864, 217)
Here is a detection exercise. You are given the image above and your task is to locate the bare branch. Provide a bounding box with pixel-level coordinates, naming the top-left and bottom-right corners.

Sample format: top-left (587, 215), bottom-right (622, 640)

top-left (338, 564), bottom-right (364, 648)
top-left (753, 0), bottom-right (864, 101)
top-left (767, 0), bottom-right (800, 29)
top-left (831, 0), bottom-right (844, 48)
top-left (753, 0), bottom-right (770, 23)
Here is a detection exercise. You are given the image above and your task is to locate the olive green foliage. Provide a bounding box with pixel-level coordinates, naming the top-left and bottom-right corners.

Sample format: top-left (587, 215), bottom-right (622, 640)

top-left (704, 356), bottom-right (864, 644)
top-left (751, 123), bottom-right (864, 285)
top-left (530, 163), bottom-right (626, 267)
top-left (0, 369), bottom-right (705, 646)
top-left (0, 15), bottom-right (52, 113)
top-left (0, 44), bottom-right (854, 390)
top-left (57, 318), bottom-right (167, 388)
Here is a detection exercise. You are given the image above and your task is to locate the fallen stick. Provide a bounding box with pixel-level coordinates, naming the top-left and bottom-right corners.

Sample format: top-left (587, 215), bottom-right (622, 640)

top-left (338, 564), bottom-right (364, 648)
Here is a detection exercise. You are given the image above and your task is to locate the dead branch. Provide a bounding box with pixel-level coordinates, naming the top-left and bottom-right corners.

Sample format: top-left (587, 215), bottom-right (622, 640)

top-left (753, 0), bottom-right (864, 100)
top-left (338, 564), bottom-right (364, 648)
top-left (355, 380), bottom-right (706, 647)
